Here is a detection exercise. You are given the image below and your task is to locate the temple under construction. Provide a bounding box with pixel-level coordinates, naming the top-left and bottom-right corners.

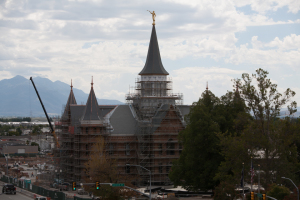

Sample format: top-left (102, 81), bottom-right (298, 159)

top-left (55, 22), bottom-right (190, 186)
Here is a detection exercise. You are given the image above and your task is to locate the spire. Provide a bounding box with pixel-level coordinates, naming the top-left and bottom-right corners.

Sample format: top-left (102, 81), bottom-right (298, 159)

top-left (82, 78), bottom-right (100, 121)
top-left (62, 80), bottom-right (77, 119)
top-left (91, 76), bottom-right (94, 88)
top-left (139, 25), bottom-right (169, 75)
top-left (206, 82), bottom-right (208, 91)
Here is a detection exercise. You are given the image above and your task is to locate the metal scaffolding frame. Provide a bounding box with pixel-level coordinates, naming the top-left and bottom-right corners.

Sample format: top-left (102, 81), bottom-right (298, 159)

top-left (54, 74), bottom-right (186, 186)
top-left (125, 76), bottom-right (185, 186)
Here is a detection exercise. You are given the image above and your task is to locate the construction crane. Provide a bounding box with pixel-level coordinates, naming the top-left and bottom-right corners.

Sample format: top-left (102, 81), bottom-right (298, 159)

top-left (30, 77), bottom-right (60, 148)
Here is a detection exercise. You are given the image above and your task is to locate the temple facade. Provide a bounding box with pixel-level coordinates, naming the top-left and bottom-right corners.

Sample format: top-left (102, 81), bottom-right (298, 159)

top-left (56, 23), bottom-right (190, 186)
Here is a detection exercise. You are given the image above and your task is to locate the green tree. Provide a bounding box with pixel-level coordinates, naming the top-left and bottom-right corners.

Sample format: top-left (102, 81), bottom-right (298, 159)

top-left (267, 184), bottom-right (290, 200)
top-left (16, 127), bottom-right (22, 135)
top-left (31, 125), bottom-right (41, 135)
top-left (213, 181), bottom-right (239, 200)
top-left (31, 142), bottom-right (40, 151)
top-left (217, 68), bottom-right (298, 188)
top-left (170, 90), bottom-right (225, 191)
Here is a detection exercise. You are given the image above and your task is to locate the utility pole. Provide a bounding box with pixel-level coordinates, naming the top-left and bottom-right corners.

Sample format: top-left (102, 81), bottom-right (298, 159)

top-left (258, 164), bottom-right (260, 200)
top-left (242, 163), bottom-right (245, 200)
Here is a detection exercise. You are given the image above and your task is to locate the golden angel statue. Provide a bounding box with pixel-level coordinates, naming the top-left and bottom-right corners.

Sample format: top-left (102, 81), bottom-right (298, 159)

top-left (147, 10), bottom-right (156, 25)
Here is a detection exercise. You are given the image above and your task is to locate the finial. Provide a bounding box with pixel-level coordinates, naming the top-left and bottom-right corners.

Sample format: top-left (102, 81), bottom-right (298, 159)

top-left (206, 81), bottom-right (208, 91)
top-left (147, 10), bottom-right (156, 25)
top-left (71, 79), bottom-right (73, 90)
top-left (91, 76), bottom-right (94, 88)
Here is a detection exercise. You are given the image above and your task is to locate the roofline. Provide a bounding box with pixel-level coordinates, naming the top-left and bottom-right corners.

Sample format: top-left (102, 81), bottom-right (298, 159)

top-left (139, 73), bottom-right (169, 75)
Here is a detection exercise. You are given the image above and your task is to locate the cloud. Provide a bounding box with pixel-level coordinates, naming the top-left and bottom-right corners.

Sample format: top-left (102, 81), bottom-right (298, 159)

top-left (266, 34), bottom-right (300, 50)
top-left (0, 0), bottom-right (298, 105)
top-left (172, 67), bottom-right (243, 104)
top-left (224, 34), bottom-right (300, 70)
top-left (232, 0), bottom-right (300, 14)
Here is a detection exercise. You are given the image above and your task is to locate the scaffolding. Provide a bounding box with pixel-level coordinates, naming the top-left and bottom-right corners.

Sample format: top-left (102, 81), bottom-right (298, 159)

top-left (125, 76), bottom-right (185, 186)
top-left (56, 104), bottom-right (113, 183)
top-left (55, 74), bottom-right (185, 186)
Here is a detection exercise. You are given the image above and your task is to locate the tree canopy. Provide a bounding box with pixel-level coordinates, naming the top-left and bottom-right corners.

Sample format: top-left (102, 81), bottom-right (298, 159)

top-left (169, 87), bottom-right (248, 191)
top-left (170, 68), bottom-right (299, 193)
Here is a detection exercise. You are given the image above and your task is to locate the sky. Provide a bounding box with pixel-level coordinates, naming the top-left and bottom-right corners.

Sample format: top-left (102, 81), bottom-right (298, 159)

top-left (0, 0), bottom-right (299, 105)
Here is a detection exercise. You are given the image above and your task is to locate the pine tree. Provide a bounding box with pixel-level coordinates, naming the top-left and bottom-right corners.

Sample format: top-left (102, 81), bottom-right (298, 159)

top-left (169, 89), bottom-right (223, 191)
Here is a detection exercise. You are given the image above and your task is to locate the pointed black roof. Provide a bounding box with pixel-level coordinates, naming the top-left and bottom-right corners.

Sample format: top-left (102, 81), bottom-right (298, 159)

top-left (139, 25), bottom-right (169, 75)
top-left (62, 81), bottom-right (77, 119)
top-left (82, 81), bottom-right (101, 121)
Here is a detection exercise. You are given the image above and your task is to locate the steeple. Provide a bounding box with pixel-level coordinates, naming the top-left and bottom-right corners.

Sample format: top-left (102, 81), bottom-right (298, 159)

top-left (62, 79), bottom-right (77, 119)
top-left (82, 77), bottom-right (100, 121)
top-left (139, 25), bottom-right (169, 75)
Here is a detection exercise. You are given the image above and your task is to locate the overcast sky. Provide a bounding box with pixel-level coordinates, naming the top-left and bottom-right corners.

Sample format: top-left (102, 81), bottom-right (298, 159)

top-left (0, 0), bottom-right (299, 105)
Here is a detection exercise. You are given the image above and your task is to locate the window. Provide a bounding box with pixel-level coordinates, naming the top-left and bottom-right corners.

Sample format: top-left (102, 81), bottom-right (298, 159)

top-left (159, 163), bottom-right (163, 173)
top-left (109, 144), bottom-right (114, 155)
top-left (125, 143), bottom-right (130, 155)
top-left (166, 166), bottom-right (171, 173)
top-left (166, 139), bottom-right (175, 155)
top-left (159, 144), bottom-right (162, 155)
top-left (85, 127), bottom-right (88, 134)
top-left (126, 164), bottom-right (130, 173)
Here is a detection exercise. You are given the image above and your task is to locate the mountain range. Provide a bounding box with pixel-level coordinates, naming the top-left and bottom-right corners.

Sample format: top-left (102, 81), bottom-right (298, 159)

top-left (0, 75), bottom-right (123, 117)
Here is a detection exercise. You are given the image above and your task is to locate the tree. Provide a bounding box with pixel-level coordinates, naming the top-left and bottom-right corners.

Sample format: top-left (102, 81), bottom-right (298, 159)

top-left (267, 184), bottom-right (290, 200)
top-left (217, 68), bottom-right (298, 188)
top-left (170, 90), bottom-right (224, 191)
top-left (213, 181), bottom-right (239, 200)
top-left (84, 137), bottom-right (136, 199)
top-left (16, 127), bottom-right (22, 135)
top-left (283, 185), bottom-right (300, 200)
top-left (31, 142), bottom-right (40, 151)
top-left (31, 125), bottom-right (41, 135)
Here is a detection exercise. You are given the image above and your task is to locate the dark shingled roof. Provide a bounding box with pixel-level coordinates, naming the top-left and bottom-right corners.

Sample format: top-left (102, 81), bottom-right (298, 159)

top-left (139, 25), bottom-right (169, 75)
top-left (82, 86), bottom-right (100, 121)
top-left (70, 105), bottom-right (116, 126)
top-left (70, 105), bottom-right (85, 126)
top-left (110, 105), bottom-right (136, 135)
top-left (62, 86), bottom-right (77, 119)
top-left (99, 105), bottom-right (117, 118)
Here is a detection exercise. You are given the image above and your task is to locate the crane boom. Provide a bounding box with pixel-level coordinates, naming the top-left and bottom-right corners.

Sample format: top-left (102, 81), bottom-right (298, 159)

top-left (29, 77), bottom-right (60, 148)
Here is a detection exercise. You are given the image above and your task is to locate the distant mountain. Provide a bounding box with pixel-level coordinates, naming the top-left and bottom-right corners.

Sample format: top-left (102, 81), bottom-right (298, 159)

top-left (0, 75), bottom-right (123, 117)
top-left (279, 107), bottom-right (300, 118)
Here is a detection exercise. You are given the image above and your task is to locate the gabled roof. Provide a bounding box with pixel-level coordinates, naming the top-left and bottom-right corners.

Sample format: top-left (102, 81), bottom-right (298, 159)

top-left (139, 25), bottom-right (169, 75)
top-left (82, 80), bottom-right (101, 121)
top-left (62, 80), bottom-right (77, 119)
top-left (109, 105), bottom-right (136, 135)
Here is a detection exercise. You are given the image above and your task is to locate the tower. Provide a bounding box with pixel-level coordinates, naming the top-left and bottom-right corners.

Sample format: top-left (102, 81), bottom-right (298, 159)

top-left (127, 24), bottom-right (182, 120)
top-left (126, 18), bottom-right (184, 185)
